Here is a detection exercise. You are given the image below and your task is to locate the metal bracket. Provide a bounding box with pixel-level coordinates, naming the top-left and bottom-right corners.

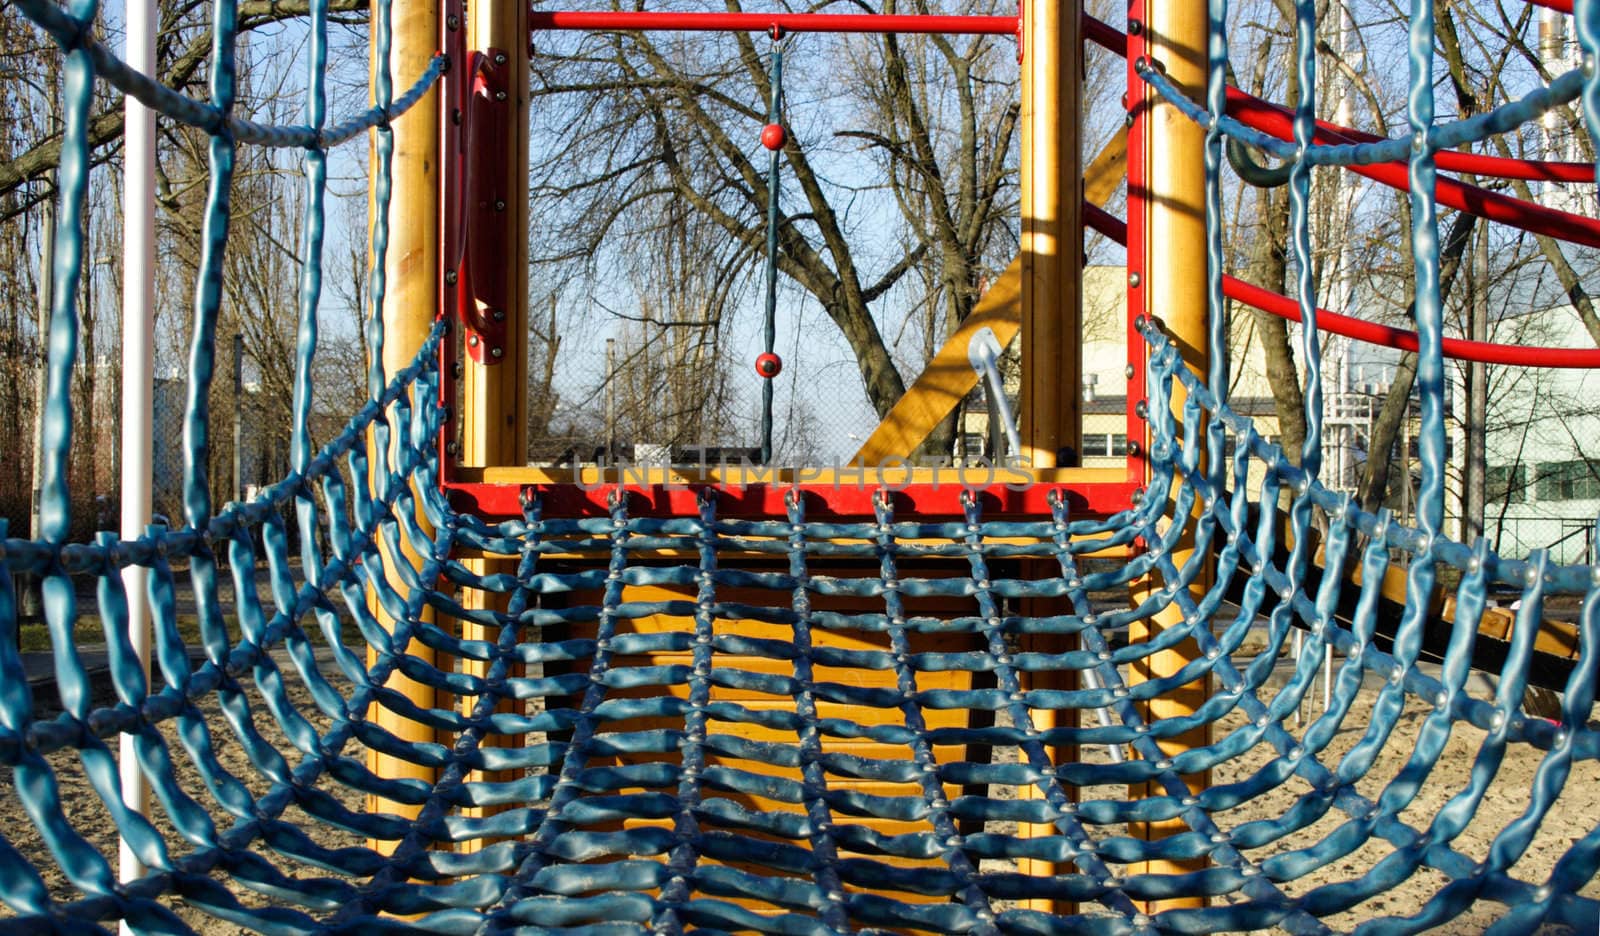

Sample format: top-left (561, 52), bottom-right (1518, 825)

top-left (967, 326), bottom-right (1025, 460)
top-left (457, 47), bottom-right (510, 364)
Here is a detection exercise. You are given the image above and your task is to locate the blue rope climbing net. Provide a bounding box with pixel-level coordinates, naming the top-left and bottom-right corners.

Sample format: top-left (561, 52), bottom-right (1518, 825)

top-left (0, 0), bottom-right (1597, 930)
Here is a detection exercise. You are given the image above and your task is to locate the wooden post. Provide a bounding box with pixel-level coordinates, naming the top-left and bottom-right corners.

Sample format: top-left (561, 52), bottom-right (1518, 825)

top-left (367, 0), bottom-right (444, 847)
top-left (1127, 0), bottom-right (1212, 910)
top-left (457, 0), bottom-right (531, 853)
top-left (1017, 0), bottom-right (1081, 916)
top-left (1019, 0), bottom-right (1082, 469)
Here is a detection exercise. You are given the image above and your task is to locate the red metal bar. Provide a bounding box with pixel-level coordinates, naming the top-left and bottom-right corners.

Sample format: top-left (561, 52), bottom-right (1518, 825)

top-left (438, 0), bottom-right (468, 484)
top-left (1081, 12), bottom-right (1126, 55)
top-left (1087, 199), bottom-right (1600, 368)
top-left (1226, 86), bottom-right (1592, 183)
top-left (1528, 0), bottom-right (1571, 12)
top-left (1227, 89), bottom-right (1600, 247)
top-left (446, 480), bottom-right (1140, 520)
top-left (1084, 201), bottom-right (1126, 243)
top-left (1123, 0), bottom-right (1149, 491)
top-left (1221, 276), bottom-right (1600, 368)
top-left (528, 10), bottom-right (1018, 35)
top-left (1082, 16), bottom-right (1591, 183)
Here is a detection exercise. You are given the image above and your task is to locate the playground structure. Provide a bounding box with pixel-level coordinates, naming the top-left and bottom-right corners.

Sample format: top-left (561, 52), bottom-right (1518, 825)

top-left (0, 0), bottom-right (1597, 930)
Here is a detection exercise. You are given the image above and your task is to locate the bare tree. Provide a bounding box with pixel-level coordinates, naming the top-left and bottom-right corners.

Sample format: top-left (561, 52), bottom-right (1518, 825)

top-left (527, 0), bottom-right (1020, 457)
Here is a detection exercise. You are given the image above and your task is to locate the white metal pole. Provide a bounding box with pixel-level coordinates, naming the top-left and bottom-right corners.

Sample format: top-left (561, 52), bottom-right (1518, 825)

top-left (119, 0), bottom-right (157, 905)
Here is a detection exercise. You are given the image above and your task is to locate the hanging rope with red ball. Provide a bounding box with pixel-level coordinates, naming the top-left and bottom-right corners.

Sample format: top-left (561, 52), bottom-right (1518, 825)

top-left (756, 25), bottom-right (786, 464)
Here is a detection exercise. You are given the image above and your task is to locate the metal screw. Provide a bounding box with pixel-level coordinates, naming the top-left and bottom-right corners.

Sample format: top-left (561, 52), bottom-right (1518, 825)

top-left (1125, 363), bottom-right (1136, 380)
top-left (446, 14), bottom-right (459, 29)
top-left (447, 440), bottom-right (460, 456)
top-left (494, 52), bottom-right (507, 65)
top-left (491, 309), bottom-right (505, 322)
top-left (445, 270), bottom-right (457, 285)
top-left (451, 362), bottom-right (463, 379)
top-left (468, 334), bottom-right (479, 347)
top-left (491, 346), bottom-right (504, 359)
top-left (495, 89), bottom-right (508, 101)
top-left (1128, 18), bottom-right (1142, 34)
top-left (451, 108), bottom-right (462, 126)
top-left (1128, 271), bottom-right (1142, 287)
top-left (494, 199), bottom-right (506, 211)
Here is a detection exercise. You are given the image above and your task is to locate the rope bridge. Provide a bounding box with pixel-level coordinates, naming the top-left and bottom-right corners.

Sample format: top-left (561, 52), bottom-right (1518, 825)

top-left (2, 0), bottom-right (1599, 929)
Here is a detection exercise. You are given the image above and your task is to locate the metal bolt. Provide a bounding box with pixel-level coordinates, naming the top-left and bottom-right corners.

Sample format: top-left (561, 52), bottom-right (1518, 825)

top-left (451, 362), bottom-right (463, 379)
top-left (494, 199), bottom-right (506, 211)
top-left (445, 270), bottom-right (458, 285)
top-left (494, 52), bottom-right (508, 65)
top-left (495, 89), bottom-right (508, 101)
top-left (491, 309), bottom-right (506, 322)
top-left (1128, 271), bottom-right (1142, 287)
top-left (446, 440), bottom-right (460, 456)
top-left (1125, 363), bottom-right (1136, 380)
top-left (468, 334), bottom-right (479, 347)
top-left (446, 14), bottom-right (459, 29)
top-left (491, 346), bottom-right (504, 359)
top-left (1128, 18), bottom-right (1142, 34)
top-left (451, 108), bottom-right (462, 126)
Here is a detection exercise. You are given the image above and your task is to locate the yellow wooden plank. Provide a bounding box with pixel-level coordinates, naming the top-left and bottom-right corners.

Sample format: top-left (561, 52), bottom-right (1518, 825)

top-left (847, 128), bottom-right (1128, 468)
top-left (848, 255), bottom-right (1023, 466)
top-left (1085, 125), bottom-right (1129, 208)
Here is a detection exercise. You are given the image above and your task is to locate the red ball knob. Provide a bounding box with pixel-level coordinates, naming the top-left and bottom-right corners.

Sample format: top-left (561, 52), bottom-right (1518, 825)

top-left (755, 352), bottom-right (783, 379)
top-left (760, 123), bottom-right (786, 151)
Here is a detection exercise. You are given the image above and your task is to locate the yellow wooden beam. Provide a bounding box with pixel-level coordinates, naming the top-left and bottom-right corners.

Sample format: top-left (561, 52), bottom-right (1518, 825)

top-left (1085, 125), bottom-right (1128, 208)
top-left (1126, 0), bottom-right (1212, 909)
top-left (365, 0), bottom-right (443, 850)
top-left (1020, 0), bottom-right (1083, 470)
top-left (845, 128), bottom-right (1128, 467)
top-left (849, 255), bottom-right (1023, 466)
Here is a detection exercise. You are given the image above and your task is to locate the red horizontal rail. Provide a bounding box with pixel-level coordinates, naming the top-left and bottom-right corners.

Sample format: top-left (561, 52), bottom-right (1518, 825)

top-left (1221, 276), bottom-right (1600, 368)
top-left (1226, 87), bottom-right (1592, 184)
top-left (528, 10), bottom-right (1018, 35)
top-left (1227, 89), bottom-right (1600, 247)
top-left (1081, 15), bottom-right (1591, 184)
top-left (1527, 0), bottom-right (1571, 12)
top-left (447, 481), bottom-right (1140, 520)
top-left (1085, 200), bottom-right (1600, 368)
top-left (1081, 13), bottom-right (1126, 55)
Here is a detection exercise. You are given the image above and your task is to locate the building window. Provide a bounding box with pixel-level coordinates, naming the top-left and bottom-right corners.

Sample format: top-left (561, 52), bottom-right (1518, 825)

top-left (1406, 436), bottom-right (1455, 461)
top-left (1487, 464), bottom-right (1526, 505)
top-left (1537, 459), bottom-right (1600, 501)
top-left (1081, 434), bottom-right (1128, 457)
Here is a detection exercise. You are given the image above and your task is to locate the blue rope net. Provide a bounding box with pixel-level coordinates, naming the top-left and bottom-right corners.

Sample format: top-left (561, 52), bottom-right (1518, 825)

top-left (1, 0), bottom-right (1598, 930)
